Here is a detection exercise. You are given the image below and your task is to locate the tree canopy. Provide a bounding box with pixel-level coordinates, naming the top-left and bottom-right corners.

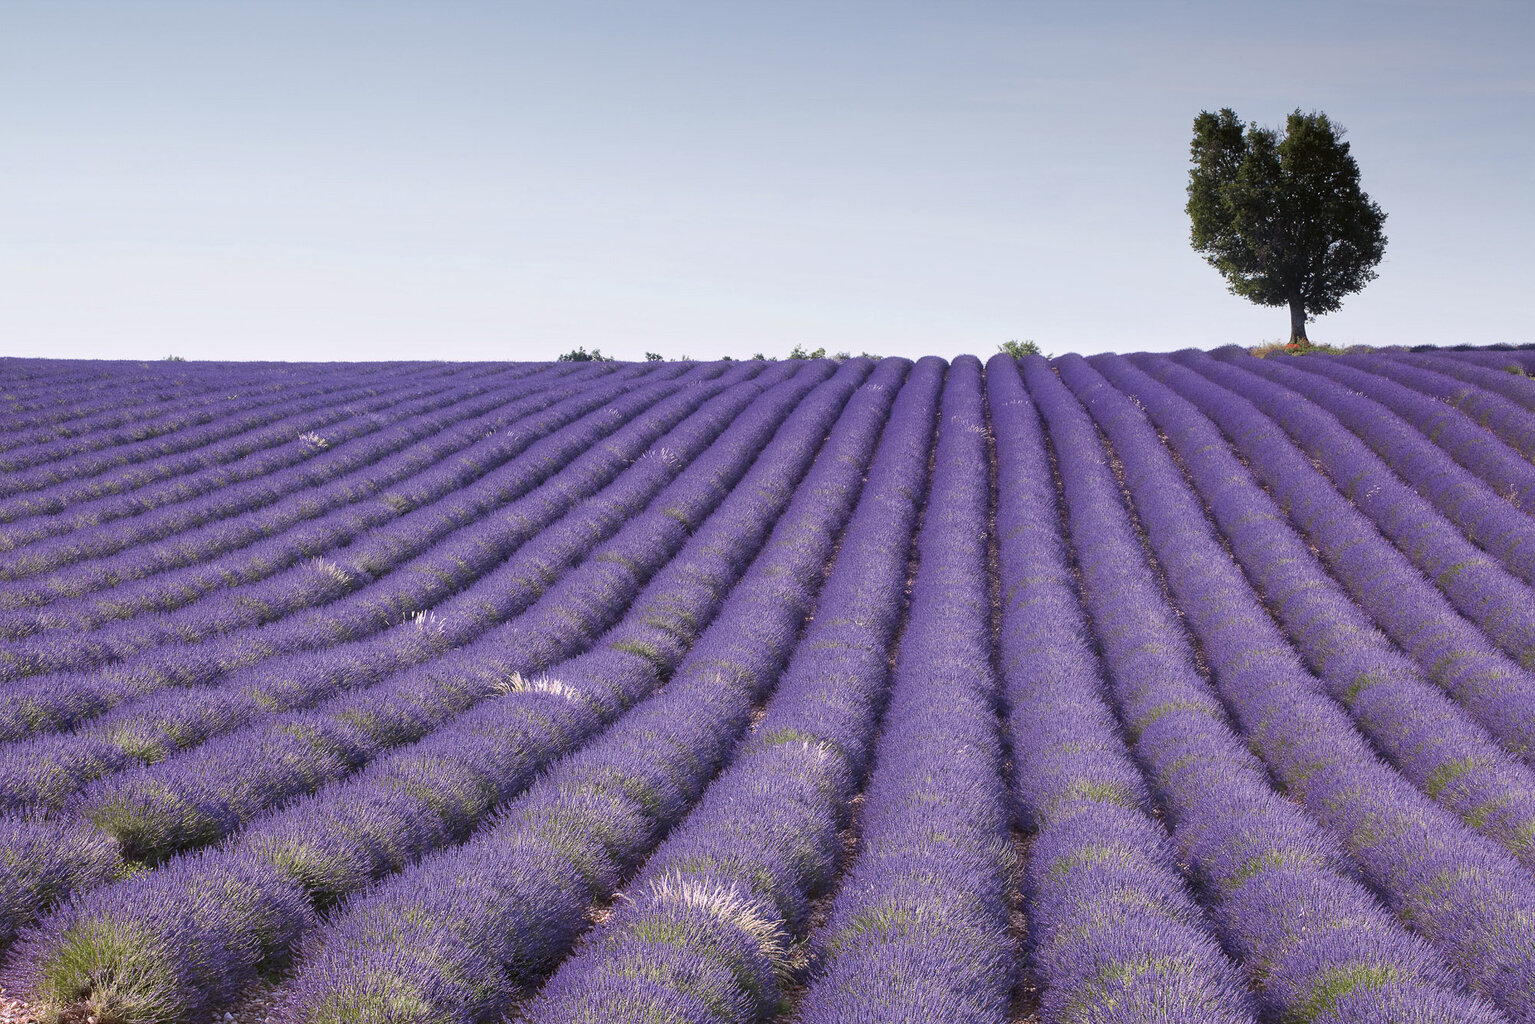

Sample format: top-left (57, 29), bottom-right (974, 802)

top-left (999, 339), bottom-right (1041, 359)
top-left (556, 346), bottom-right (614, 362)
top-left (1187, 108), bottom-right (1386, 343)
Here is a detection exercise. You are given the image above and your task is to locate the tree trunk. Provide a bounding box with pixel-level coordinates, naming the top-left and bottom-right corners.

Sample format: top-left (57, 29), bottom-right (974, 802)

top-left (1289, 296), bottom-right (1308, 344)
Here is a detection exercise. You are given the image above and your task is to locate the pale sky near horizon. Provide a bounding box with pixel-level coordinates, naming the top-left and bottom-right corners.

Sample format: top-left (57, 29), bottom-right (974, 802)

top-left (1, 0), bottom-right (1530, 363)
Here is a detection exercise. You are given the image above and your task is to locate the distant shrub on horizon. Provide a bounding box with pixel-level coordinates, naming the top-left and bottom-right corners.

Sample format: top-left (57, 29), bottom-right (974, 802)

top-left (556, 347), bottom-right (615, 362)
top-left (999, 339), bottom-right (1041, 359)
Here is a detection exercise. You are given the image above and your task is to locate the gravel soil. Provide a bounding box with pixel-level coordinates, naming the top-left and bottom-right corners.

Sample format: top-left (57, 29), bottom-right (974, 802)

top-left (0, 990), bottom-right (38, 1024)
top-left (0, 984), bottom-right (279, 1024)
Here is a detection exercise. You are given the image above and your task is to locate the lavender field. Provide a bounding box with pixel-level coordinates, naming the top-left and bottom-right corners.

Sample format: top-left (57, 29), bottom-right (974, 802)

top-left (3, 346), bottom-right (1535, 1024)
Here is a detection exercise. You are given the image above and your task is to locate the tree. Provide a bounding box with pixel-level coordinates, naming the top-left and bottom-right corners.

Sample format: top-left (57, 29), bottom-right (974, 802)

top-left (1187, 108), bottom-right (1386, 344)
top-left (999, 339), bottom-right (1041, 359)
top-left (644, 352), bottom-right (664, 362)
top-left (556, 346), bottom-right (613, 362)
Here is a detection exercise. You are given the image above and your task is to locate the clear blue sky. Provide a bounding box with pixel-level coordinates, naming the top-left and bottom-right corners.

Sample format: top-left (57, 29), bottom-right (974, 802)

top-left (1, 0), bottom-right (1530, 362)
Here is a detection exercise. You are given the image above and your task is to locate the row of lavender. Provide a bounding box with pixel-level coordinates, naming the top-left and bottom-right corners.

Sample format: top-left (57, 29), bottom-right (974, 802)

top-left (0, 354), bottom-right (923, 1022)
top-left (1, 345), bottom-right (1534, 1022)
top-left (0, 359), bottom-right (837, 932)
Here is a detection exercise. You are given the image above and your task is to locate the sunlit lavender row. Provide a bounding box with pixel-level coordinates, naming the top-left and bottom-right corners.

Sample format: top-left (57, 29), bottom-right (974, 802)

top-left (2, 344), bottom-right (1534, 1024)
